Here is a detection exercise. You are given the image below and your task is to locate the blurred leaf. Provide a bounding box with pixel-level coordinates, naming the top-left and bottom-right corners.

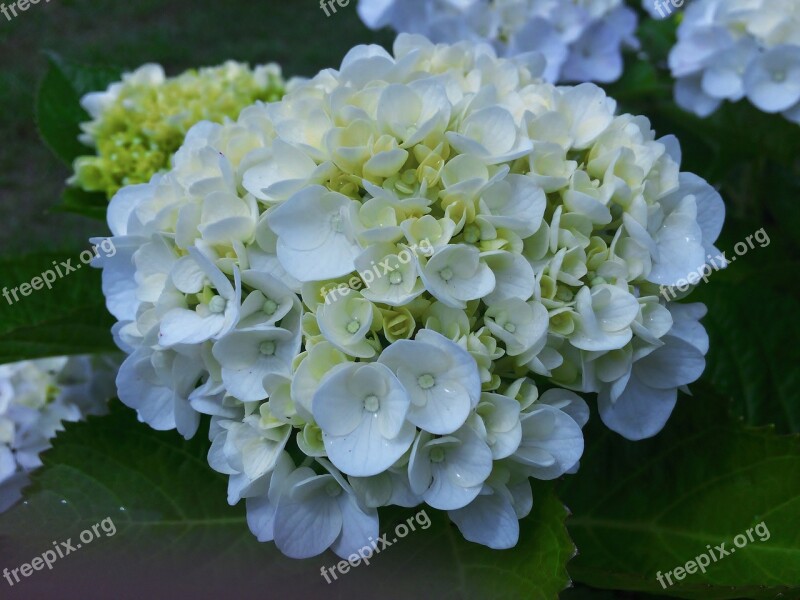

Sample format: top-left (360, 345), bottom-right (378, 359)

top-left (0, 251), bottom-right (115, 363)
top-left (0, 404), bottom-right (575, 599)
top-left (636, 14), bottom-right (678, 63)
top-left (59, 186), bottom-right (110, 221)
top-left (35, 52), bottom-right (120, 166)
top-left (560, 395), bottom-right (800, 599)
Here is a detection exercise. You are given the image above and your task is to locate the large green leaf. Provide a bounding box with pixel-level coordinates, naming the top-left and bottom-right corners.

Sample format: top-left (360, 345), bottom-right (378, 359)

top-left (35, 53), bottom-right (121, 222)
top-left (560, 394), bottom-right (800, 599)
top-left (686, 216), bottom-right (800, 433)
top-left (35, 52), bottom-right (121, 167)
top-left (695, 280), bottom-right (800, 434)
top-left (0, 251), bottom-right (116, 363)
top-left (0, 404), bottom-right (575, 599)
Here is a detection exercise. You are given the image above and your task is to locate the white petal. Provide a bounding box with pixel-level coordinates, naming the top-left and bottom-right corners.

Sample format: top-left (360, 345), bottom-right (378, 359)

top-left (424, 472), bottom-right (483, 511)
top-left (598, 375), bottom-right (677, 441)
top-left (331, 493), bottom-right (380, 558)
top-left (273, 474), bottom-right (342, 558)
top-left (448, 489), bottom-right (520, 549)
top-left (312, 365), bottom-right (366, 437)
top-left (324, 418), bottom-right (416, 477)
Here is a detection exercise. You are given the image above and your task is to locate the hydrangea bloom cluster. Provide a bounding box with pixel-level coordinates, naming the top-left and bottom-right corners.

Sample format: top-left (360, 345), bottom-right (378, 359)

top-left (357, 0), bottom-right (639, 83)
top-left (96, 35), bottom-right (722, 558)
top-left (0, 356), bottom-right (117, 512)
top-left (72, 61), bottom-right (286, 199)
top-left (663, 0), bottom-right (800, 123)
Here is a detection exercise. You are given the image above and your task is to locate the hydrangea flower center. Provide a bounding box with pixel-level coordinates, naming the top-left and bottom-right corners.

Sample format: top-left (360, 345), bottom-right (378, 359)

top-left (417, 373), bottom-right (436, 390)
top-left (429, 447), bottom-right (446, 463)
top-left (463, 224), bottom-right (480, 243)
top-left (389, 271), bottom-right (403, 285)
top-left (208, 295), bottom-right (227, 314)
top-left (363, 394), bottom-right (380, 412)
top-left (346, 319), bottom-right (361, 334)
top-left (263, 298), bottom-right (278, 316)
top-left (439, 267), bottom-right (454, 282)
top-left (259, 341), bottom-right (276, 356)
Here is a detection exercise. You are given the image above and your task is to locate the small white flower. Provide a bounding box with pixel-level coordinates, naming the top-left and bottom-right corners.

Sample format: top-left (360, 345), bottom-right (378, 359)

top-left (264, 458), bottom-right (379, 559)
top-left (484, 298), bottom-right (549, 358)
top-left (744, 45), bottom-right (800, 113)
top-left (379, 329), bottom-right (481, 435)
top-left (408, 425), bottom-right (493, 510)
top-left (117, 337), bottom-right (203, 439)
top-left (469, 393), bottom-right (523, 460)
top-left (316, 289), bottom-right (378, 359)
top-left (313, 362), bottom-right (415, 477)
top-left (598, 303), bottom-right (708, 440)
top-left (481, 252), bottom-right (537, 306)
top-left (448, 468), bottom-right (533, 550)
top-left (291, 342), bottom-right (351, 422)
top-left (349, 467), bottom-right (421, 508)
top-left (209, 405), bottom-right (292, 502)
top-left (213, 327), bottom-right (299, 402)
top-left (268, 186), bottom-right (363, 281)
top-left (159, 249), bottom-right (242, 347)
top-left (419, 245), bottom-right (496, 309)
top-left (243, 139), bottom-right (327, 203)
top-left (355, 243), bottom-right (425, 307)
top-left (570, 285), bottom-right (640, 352)
top-left (512, 404), bottom-right (585, 480)
top-left (447, 107), bottom-right (533, 164)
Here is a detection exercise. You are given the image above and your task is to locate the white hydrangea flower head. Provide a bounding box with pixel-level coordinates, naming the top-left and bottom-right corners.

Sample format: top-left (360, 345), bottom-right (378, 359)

top-left (660, 0), bottom-right (800, 123)
top-left (95, 34), bottom-right (723, 556)
top-left (0, 356), bottom-right (118, 512)
top-left (358, 0), bottom-right (639, 83)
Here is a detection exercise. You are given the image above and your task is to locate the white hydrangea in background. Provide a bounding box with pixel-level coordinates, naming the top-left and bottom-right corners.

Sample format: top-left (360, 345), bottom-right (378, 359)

top-left (357, 0), bottom-right (639, 83)
top-left (661, 0), bottom-right (800, 123)
top-left (0, 355), bottom-right (118, 512)
top-left (94, 34), bottom-right (723, 559)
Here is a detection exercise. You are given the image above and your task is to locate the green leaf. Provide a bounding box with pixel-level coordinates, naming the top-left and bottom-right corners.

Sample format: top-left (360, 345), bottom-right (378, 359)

top-left (695, 280), bottom-right (800, 434)
top-left (560, 395), bottom-right (800, 599)
top-left (0, 251), bottom-right (116, 363)
top-left (685, 217), bottom-right (800, 434)
top-left (0, 404), bottom-right (575, 598)
top-left (58, 186), bottom-right (110, 221)
top-left (35, 52), bottom-right (121, 166)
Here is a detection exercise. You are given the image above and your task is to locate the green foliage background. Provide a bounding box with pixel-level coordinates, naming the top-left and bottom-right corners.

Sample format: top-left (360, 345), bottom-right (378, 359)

top-left (0, 2), bottom-right (798, 598)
